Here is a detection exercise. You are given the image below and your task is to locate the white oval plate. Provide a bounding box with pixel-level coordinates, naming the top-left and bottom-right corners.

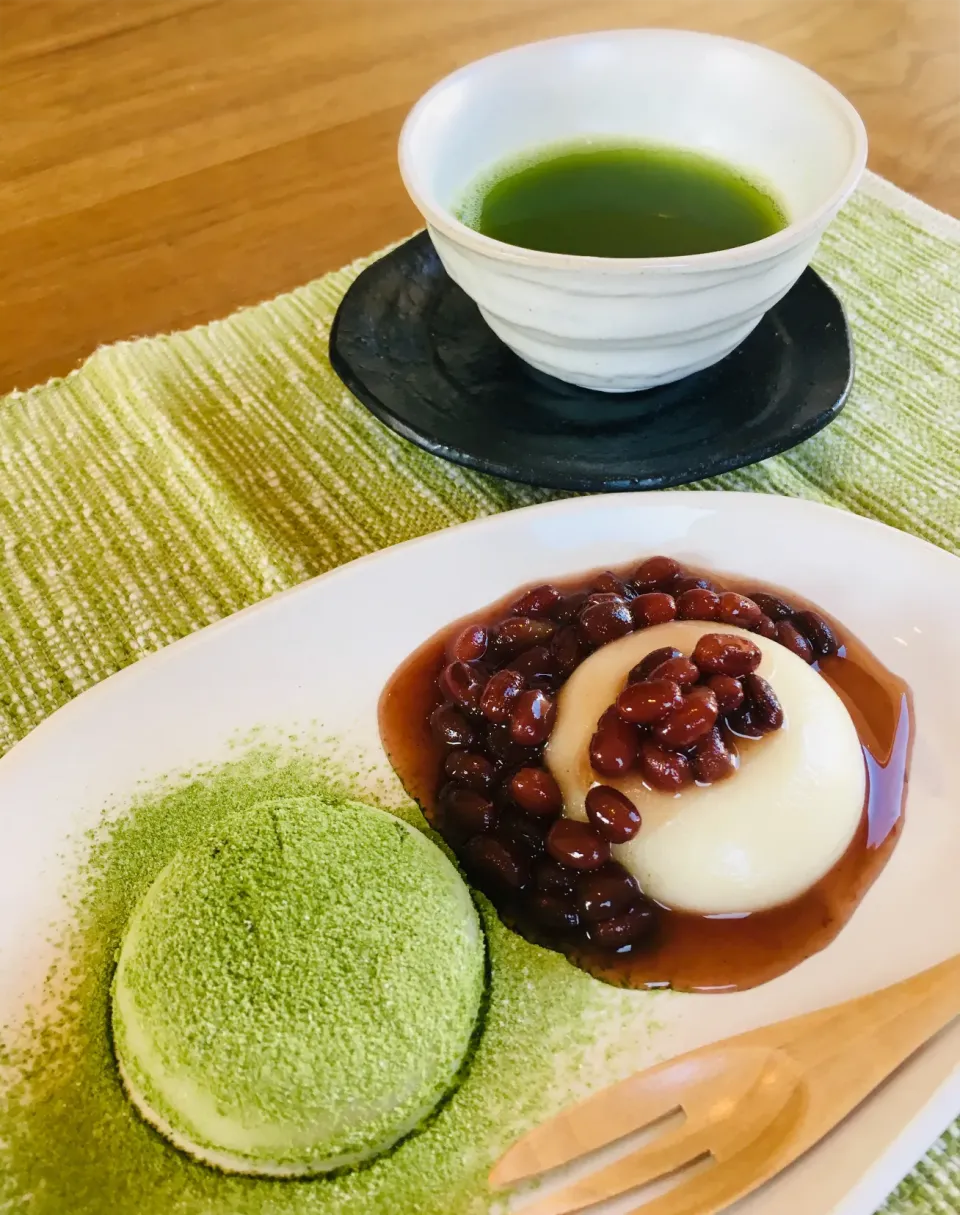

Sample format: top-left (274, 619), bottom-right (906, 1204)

top-left (2, 492), bottom-right (958, 1214)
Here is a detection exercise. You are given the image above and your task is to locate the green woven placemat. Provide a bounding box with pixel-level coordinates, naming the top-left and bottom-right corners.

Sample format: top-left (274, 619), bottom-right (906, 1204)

top-left (1, 171), bottom-right (958, 1211)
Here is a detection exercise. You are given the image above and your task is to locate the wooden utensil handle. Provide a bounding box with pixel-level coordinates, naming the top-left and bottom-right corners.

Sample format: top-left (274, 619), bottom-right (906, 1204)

top-left (787, 953), bottom-right (960, 1093)
top-left (861, 952), bottom-right (960, 1058)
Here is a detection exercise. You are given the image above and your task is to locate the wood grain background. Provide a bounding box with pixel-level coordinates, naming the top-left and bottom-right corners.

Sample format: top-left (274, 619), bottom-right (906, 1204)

top-left (2, 0), bottom-right (958, 394)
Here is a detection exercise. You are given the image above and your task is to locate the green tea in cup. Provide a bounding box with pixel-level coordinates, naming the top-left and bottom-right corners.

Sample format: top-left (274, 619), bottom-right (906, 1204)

top-left (458, 142), bottom-right (786, 258)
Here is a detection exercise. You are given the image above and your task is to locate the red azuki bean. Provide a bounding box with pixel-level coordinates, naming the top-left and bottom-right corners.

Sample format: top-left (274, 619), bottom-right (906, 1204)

top-left (462, 834), bottom-right (530, 891)
top-left (510, 689), bottom-right (556, 745)
top-left (639, 740), bottom-right (692, 792)
top-left (444, 751), bottom-right (496, 791)
top-left (653, 687), bottom-right (718, 749)
top-left (430, 704), bottom-right (478, 749)
top-left (578, 597), bottom-right (634, 647)
top-left (552, 591), bottom-right (588, 624)
top-left (550, 625), bottom-right (583, 677)
top-left (716, 592), bottom-right (764, 629)
top-left (749, 591), bottom-right (794, 622)
top-left (630, 592), bottom-right (677, 628)
top-left (485, 724), bottom-right (537, 769)
top-left (705, 673), bottom-right (744, 714)
top-left (582, 591), bottom-right (622, 607)
top-left (775, 620), bottom-right (815, 663)
top-left (672, 575), bottom-right (717, 595)
top-left (493, 616), bottom-right (557, 657)
top-left (692, 633), bottom-right (762, 677)
top-left (725, 704), bottom-right (765, 739)
top-left (589, 714), bottom-right (640, 777)
top-left (590, 902), bottom-right (656, 948)
top-left (632, 556), bottom-right (681, 592)
top-left (753, 613), bottom-right (778, 640)
top-left (585, 785), bottom-right (642, 843)
top-left (577, 864), bottom-right (640, 922)
top-left (530, 893), bottom-right (581, 932)
top-left (743, 673), bottom-right (785, 732)
top-left (450, 624), bottom-right (488, 663)
top-left (546, 818), bottom-right (610, 870)
top-left (629, 647), bottom-right (682, 683)
top-left (676, 587), bottom-right (720, 620)
top-left (506, 645), bottom-right (557, 687)
top-left (691, 728), bottom-right (737, 783)
top-left (509, 767), bottom-right (563, 816)
top-left (441, 786), bottom-right (497, 836)
top-left (648, 655), bottom-right (700, 688)
top-left (479, 669), bottom-right (526, 723)
top-left (592, 571), bottom-right (632, 597)
top-left (792, 610), bottom-right (839, 657)
top-left (511, 584), bottom-right (563, 618)
top-left (498, 811), bottom-right (548, 859)
top-left (616, 678), bottom-right (683, 725)
top-left (533, 856), bottom-right (576, 895)
top-left (439, 661), bottom-right (486, 711)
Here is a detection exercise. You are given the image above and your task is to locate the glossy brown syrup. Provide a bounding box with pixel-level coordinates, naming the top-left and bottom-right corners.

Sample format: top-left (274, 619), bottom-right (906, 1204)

top-left (379, 564), bottom-right (912, 993)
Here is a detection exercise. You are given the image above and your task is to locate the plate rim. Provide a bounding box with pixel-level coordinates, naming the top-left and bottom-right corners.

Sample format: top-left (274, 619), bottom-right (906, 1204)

top-left (328, 233), bottom-right (854, 492)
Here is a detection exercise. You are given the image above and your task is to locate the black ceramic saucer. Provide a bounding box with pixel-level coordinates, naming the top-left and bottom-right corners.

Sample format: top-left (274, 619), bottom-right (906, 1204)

top-left (329, 232), bottom-right (852, 492)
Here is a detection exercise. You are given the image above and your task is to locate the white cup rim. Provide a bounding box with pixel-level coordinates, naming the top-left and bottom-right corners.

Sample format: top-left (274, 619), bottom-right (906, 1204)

top-left (399, 29), bottom-right (868, 273)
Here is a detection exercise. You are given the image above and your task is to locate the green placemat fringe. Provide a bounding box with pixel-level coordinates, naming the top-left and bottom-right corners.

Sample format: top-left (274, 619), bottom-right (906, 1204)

top-left (1, 171), bottom-right (958, 1211)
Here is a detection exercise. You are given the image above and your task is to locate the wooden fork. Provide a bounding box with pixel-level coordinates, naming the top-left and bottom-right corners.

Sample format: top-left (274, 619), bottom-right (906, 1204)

top-left (489, 953), bottom-right (960, 1215)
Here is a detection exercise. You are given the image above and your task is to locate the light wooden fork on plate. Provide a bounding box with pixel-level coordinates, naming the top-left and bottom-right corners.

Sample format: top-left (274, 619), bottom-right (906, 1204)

top-left (489, 954), bottom-right (960, 1215)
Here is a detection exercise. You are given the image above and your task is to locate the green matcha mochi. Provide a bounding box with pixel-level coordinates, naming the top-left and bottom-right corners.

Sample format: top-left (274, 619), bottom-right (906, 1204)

top-left (110, 796), bottom-right (485, 1176)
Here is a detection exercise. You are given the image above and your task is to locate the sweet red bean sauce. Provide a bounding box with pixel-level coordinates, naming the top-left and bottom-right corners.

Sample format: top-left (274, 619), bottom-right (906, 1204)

top-left (379, 557), bottom-right (912, 993)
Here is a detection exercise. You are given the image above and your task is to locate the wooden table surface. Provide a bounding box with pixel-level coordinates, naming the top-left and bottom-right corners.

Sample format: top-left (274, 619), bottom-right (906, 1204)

top-left (2, 0), bottom-right (957, 395)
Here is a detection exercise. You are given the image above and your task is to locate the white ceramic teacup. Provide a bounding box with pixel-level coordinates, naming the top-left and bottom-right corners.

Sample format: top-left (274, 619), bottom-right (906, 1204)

top-left (399, 30), bottom-right (867, 392)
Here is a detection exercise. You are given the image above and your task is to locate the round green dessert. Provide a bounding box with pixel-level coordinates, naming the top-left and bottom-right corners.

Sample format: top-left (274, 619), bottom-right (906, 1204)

top-left (110, 796), bottom-right (485, 1177)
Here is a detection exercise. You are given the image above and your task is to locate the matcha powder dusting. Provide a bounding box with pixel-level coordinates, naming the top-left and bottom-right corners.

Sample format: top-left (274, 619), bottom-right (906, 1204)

top-left (0, 745), bottom-right (662, 1214)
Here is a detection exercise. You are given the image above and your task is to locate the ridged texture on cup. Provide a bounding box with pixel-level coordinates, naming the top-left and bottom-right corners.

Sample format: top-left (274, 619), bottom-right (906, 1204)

top-left (431, 226), bottom-right (825, 391)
